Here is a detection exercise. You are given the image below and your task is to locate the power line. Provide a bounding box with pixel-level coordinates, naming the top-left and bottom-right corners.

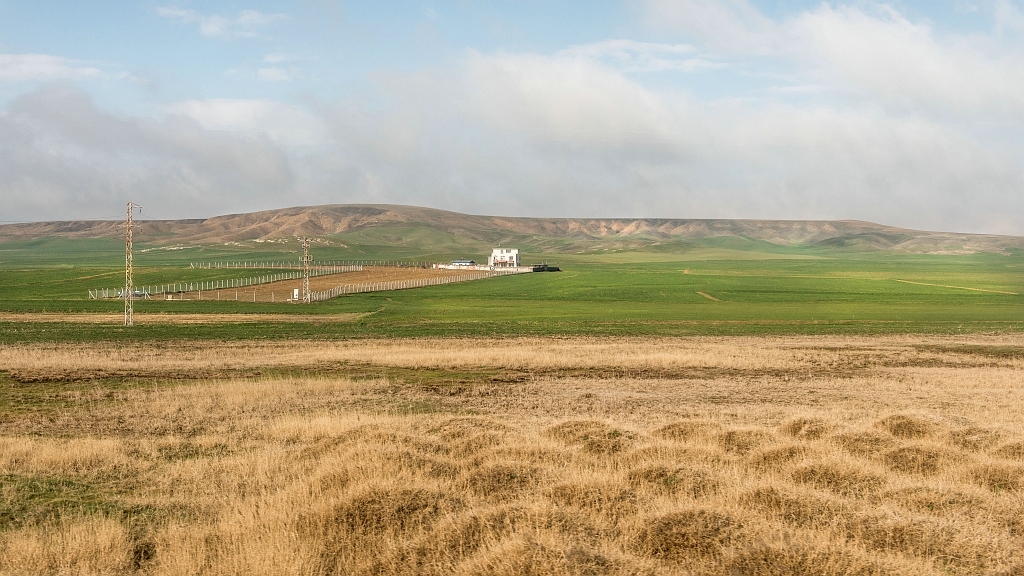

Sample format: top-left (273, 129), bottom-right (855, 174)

top-left (0, 216), bottom-right (126, 223)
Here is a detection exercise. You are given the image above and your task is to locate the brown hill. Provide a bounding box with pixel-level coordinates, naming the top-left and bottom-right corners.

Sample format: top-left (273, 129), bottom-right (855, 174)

top-left (1, 204), bottom-right (1021, 254)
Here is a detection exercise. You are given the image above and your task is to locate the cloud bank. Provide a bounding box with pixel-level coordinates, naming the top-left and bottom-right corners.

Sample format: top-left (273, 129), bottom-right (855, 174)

top-left (2, 2), bottom-right (1023, 235)
top-left (0, 54), bottom-right (104, 83)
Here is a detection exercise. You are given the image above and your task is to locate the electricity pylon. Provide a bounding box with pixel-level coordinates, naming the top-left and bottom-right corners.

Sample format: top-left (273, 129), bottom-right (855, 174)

top-left (124, 202), bottom-right (140, 326)
top-left (301, 237), bottom-right (311, 303)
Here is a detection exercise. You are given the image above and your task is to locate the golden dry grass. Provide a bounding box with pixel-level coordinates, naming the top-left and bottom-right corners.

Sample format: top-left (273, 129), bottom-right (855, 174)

top-left (4, 334), bottom-right (1022, 381)
top-left (0, 336), bottom-right (1022, 575)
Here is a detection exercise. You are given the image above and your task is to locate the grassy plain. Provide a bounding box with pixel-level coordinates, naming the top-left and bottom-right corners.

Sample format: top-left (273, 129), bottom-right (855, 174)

top-left (1, 234), bottom-right (1023, 341)
top-left (1, 337), bottom-right (1023, 575)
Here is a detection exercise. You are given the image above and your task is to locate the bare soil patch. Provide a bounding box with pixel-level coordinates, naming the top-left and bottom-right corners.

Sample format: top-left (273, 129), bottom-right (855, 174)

top-left (0, 312), bottom-right (368, 324)
top-left (165, 266), bottom-right (480, 303)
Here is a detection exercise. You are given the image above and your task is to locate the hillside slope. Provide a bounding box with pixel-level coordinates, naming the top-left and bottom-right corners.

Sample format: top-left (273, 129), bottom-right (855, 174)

top-left (1, 204), bottom-right (1020, 254)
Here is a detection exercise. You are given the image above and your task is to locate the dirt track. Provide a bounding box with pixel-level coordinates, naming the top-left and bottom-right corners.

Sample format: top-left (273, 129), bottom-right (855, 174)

top-left (0, 312), bottom-right (368, 324)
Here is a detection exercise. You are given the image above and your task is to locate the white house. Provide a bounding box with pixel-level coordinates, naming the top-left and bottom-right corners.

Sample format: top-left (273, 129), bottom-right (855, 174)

top-left (488, 248), bottom-right (519, 268)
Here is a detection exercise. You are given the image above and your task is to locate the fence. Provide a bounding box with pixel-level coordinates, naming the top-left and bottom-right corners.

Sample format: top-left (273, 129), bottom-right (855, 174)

top-left (189, 261), bottom-right (433, 270)
top-left (309, 269), bottom-right (518, 302)
top-left (87, 265), bottom-right (525, 302)
top-left (88, 265), bottom-right (362, 299)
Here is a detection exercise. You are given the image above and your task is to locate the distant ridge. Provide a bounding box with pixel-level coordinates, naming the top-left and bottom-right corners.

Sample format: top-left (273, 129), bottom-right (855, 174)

top-left (1, 204), bottom-right (1021, 254)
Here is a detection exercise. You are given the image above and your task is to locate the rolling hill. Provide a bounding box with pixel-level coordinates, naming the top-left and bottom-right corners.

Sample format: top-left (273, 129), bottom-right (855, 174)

top-left (1, 204), bottom-right (1021, 254)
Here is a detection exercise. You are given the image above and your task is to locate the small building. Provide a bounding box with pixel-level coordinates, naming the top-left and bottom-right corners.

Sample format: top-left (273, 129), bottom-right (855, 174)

top-left (451, 259), bottom-right (477, 267)
top-left (488, 248), bottom-right (519, 268)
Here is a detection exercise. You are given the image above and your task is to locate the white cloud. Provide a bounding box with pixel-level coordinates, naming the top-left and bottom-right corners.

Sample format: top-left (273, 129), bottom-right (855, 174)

top-left (313, 49), bottom-right (1023, 233)
top-left (257, 67), bottom-right (291, 81)
top-left (463, 51), bottom-right (679, 147)
top-left (164, 98), bottom-right (328, 146)
top-left (157, 6), bottom-right (287, 38)
top-left (994, 0), bottom-right (1024, 35)
top-left (790, 5), bottom-right (1024, 117)
top-left (235, 9), bottom-right (287, 30)
top-left (0, 86), bottom-right (296, 222)
top-left (643, 0), bottom-right (779, 53)
top-left (558, 40), bottom-right (721, 72)
top-left (258, 55), bottom-right (303, 80)
top-left (4, 25), bottom-right (1024, 235)
top-left (0, 54), bottom-right (104, 83)
top-left (644, 1), bottom-right (1024, 118)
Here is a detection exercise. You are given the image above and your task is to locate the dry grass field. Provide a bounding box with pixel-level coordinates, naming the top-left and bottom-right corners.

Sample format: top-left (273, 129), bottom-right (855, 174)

top-left (1, 336), bottom-right (1022, 575)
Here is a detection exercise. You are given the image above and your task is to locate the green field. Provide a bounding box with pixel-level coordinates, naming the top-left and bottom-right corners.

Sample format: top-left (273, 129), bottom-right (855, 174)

top-left (1, 233), bottom-right (1022, 342)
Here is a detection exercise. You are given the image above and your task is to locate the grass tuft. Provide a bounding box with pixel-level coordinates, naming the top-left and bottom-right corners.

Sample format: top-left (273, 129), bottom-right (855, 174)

top-left (833, 431), bottom-right (898, 456)
top-left (462, 463), bottom-right (539, 501)
top-left (991, 441), bottom-right (1024, 461)
top-left (947, 426), bottom-right (1004, 451)
top-left (545, 482), bottom-right (638, 521)
top-left (875, 415), bottom-right (934, 439)
top-left (632, 508), bottom-right (744, 560)
top-left (464, 536), bottom-right (642, 576)
top-left (323, 486), bottom-right (458, 535)
top-left (749, 444), bottom-right (809, 470)
top-left (780, 417), bottom-right (831, 440)
top-left (652, 420), bottom-right (718, 442)
top-left (791, 462), bottom-right (885, 495)
top-left (724, 539), bottom-right (931, 576)
top-left (882, 486), bottom-right (985, 515)
top-left (740, 485), bottom-right (845, 526)
top-left (546, 421), bottom-right (634, 455)
top-left (881, 445), bottom-right (954, 475)
top-left (626, 464), bottom-right (720, 498)
top-left (971, 464), bottom-right (1024, 492)
top-left (718, 429), bottom-right (773, 455)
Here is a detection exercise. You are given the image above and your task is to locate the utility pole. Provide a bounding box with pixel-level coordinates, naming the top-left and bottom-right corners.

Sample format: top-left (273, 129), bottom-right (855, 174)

top-left (124, 202), bottom-right (139, 326)
top-left (301, 237), bottom-right (311, 303)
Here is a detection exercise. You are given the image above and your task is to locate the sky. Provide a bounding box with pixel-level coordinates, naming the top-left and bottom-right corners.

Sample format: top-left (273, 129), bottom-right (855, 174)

top-left (1, 1), bottom-right (1023, 234)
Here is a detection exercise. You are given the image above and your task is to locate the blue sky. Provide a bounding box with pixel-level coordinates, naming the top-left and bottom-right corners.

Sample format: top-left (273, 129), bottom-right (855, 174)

top-left (1, 1), bottom-right (1023, 234)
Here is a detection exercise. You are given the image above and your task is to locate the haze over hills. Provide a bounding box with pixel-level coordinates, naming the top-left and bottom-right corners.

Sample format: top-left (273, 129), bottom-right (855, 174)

top-left (1, 204), bottom-right (1022, 254)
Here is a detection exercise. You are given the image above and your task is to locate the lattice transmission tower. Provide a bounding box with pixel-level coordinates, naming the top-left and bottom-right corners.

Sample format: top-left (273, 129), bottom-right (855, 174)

top-left (301, 237), bottom-right (311, 303)
top-left (124, 202), bottom-right (140, 326)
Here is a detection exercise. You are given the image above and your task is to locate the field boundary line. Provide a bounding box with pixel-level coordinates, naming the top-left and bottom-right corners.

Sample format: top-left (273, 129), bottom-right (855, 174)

top-left (895, 279), bottom-right (1018, 295)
